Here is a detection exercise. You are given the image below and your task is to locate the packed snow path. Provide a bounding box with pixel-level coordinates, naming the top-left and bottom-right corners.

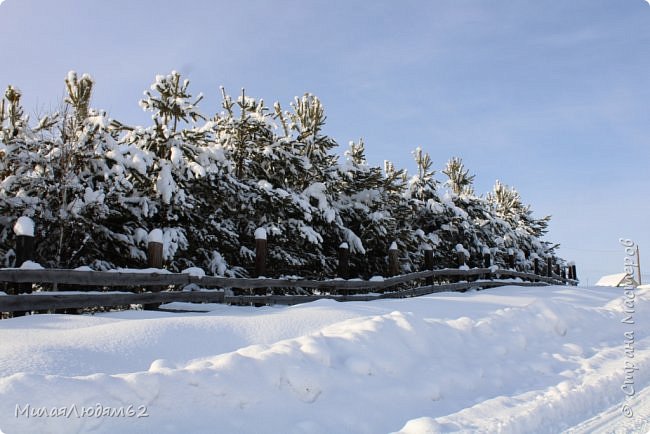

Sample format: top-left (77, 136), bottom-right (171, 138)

top-left (564, 384), bottom-right (650, 433)
top-left (0, 285), bottom-right (647, 434)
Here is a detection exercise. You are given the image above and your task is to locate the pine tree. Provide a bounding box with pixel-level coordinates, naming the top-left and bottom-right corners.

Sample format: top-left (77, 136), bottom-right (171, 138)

top-left (442, 157), bottom-right (475, 196)
top-left (0, 70), bottom-right (566, 279)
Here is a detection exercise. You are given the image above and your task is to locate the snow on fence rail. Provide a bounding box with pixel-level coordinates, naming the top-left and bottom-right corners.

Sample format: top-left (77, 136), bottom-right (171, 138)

top-left (0, 267), bottom-right (577, 314)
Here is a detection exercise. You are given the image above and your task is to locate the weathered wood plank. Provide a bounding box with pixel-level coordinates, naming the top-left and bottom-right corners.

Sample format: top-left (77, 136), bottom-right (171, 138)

top-left (0, 291), bottom-right (224, 312)
top-left (0, 269), bottom-right (192, 286)
top-left (0, 267), bottom-right (575, 292)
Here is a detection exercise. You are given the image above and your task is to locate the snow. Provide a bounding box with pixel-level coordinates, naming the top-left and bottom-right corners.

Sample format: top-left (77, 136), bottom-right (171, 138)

top-left (148, 229), bottom-right (163, 244)
top-left (254, 227), bottom-right (267, 240)
top-left (302, 182), bottom-right (336, 223)
top-left (1, 285), bottom-right (646, 433)
top-left (13, 216), bottom-right (34, 237)
top-left (18, 260), bottom-right (43, 270)
top-left (389, 241), bottom-right (398, 250)
top-left (180, 267), bottom-right (205, 277)
top-left (73, 266), bottom-right (93, 272)
top-left (339, 242), bottom-right (349, 249)
top-left (83, 187), bottom-right (104, 205)
top-left (155, 161), bottom-right (176, 204)
top-left (596, 273), bottom-right (636, 287)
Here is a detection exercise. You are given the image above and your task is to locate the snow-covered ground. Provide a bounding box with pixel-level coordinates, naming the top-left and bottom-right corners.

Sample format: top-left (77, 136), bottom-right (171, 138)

top-left (0, 284), bottom-right (648, 434)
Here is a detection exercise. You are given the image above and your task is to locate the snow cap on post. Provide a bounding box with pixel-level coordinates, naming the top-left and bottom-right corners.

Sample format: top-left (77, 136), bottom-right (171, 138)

top-left (13, 216), bottom-right (34, 237)
top-left (482, 246), bottom-right (491, 255)
top-left (339, 242), bottom-right (349, 249)
top-left (423, 244), bottom-right (433, 251)
top-left (507, 248), bottom-right (514, 256)
top-left (148, 228), bottom-right (163, 244)
top-left (254, 227), bottom-right (267, 240)
top-left (389, 241), bottom-right (398, 251)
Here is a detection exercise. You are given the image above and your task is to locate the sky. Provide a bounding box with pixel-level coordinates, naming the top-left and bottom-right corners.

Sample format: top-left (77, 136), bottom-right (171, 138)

top-left (0, 0), bottom-right (649, 285)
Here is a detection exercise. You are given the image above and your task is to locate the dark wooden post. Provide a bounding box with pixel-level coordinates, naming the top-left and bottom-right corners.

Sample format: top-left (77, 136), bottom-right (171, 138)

top-left (12, 217), bottom-right (35, 316)
top-left (144, 229), bottom-right (164, 310)
top-left (253, 228), bottom-right (268, 306)
top-left (455, 245), bottom-right (466, 283)
top-left (534, 258), bottom-right (540, 276)
top-left (522, 251), bottom-right (530, 274)
top-left (455, 244), bottom-right (466, 268)
top-left (338, 242), bottom-right (350, 279)
top-left (507, 249), bottom-right (515, 270)
top-left (546, 257), bottom-right (553, 278)
top-left (388, 242), bottom-right (399, 277)
top-left (561, 267), bottom-right (567, 280)
top-left (567, 264), bottom-right (574, 280)
top-left (254, 228), bottom-right (267, 278)
top-left (571, 263), bottom-right (577, 284)
top-left (456, 251), bottom-right (465, 267)
top-left (482, 247), bottom-right (491, 280)
top-left (554, 263), bottom-right (561, 277)
top-left (424, 246), bottom-right (434, 286)
top-left (482, 247), bottom-right (491, 268)
top-left (147, 233), bottom-right (164, 270)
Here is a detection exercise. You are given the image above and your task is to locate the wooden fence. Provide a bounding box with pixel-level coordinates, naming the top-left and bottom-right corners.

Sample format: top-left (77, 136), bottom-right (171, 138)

top-left (0, 222), bottom-right (579, 316)
top-left (0, 267), bottom-right (577, 314)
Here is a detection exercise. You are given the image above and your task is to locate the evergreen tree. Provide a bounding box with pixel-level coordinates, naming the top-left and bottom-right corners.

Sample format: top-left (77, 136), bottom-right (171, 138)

top-left (0, 70), bottom-right (566, 279)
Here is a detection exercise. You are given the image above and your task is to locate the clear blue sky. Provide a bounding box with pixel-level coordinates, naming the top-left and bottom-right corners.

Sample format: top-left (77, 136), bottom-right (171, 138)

top-left (1, 0), bottom-right (649, 285)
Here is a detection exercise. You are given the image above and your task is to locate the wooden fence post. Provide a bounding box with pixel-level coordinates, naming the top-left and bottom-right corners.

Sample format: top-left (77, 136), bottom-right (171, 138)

top-left (147, 229), bottom-right (164, 269)
top-left (482, 247), bottom-right (491, 269)
top-left (534, 257), bottom-right (540, 276)
top-left (254, 228), bottom-right (267, 278)
top-left (455, 244), bottom-right (467, 268)
top-left (388, 242), bottom-right (399, 277)
top-left (561, 267), bottom-right (567, 280)
top-left (12, 217), bottom-right (35, 316)
top-left (424, 245), bottom-right (434, 286)
top-left (253, 228), bottom-right (268, 306)
top-left (480, 246), bottom-right (489, 279)
top-left (338, 242), bottom-right (350, 279)
top-left (570, 263), bottom-right (577, 284)
top-left (455, 244), bottom-right (466, 283)
top-left (546, 257), bottom-right (553, 278)
top-left (144, 229), bottom-right (164, 310)
top-left (507, 248), bottom-right (515, 270)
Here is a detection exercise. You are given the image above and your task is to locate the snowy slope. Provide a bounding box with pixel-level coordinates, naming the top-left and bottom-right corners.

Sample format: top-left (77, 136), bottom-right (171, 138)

top-left (0, 285), bottom-right (648, 434)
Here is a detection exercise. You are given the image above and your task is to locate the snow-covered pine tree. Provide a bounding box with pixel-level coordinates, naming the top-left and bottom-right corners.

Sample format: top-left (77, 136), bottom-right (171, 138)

top-left (405, 148), bottom-right (456, 268)
top-left (442, 157), bottom-right (492, 267)
top-left (0, 69), bottom-right (566, 278)
top-left (0, 73), bottom-right (142, 269)
top-left (35, 72), bottom-right (140, 269)
top-left (208, 89), bottom-right (332, 278)
top-left (121, 70), bottom-right (226, 272)
top-left (487, 180), bottom-right (553, 269)
top-left (0, 84), bottom-right (36, 265)
top-left (335, 139), bottom-right (383, 277)
top-left (344, 158), bottom-right (418, 276)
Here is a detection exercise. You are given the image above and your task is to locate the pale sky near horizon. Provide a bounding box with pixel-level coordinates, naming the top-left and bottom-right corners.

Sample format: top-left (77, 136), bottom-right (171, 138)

top-left (1, 0), bottom-right (649, 285)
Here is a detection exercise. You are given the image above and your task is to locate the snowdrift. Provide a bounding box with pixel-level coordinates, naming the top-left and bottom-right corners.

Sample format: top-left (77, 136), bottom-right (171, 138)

top-left (0, 285), bottom-right (648, 433)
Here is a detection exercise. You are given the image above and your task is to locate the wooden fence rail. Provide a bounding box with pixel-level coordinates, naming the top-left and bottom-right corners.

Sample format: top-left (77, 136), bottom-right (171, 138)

top-left (0, 267), bottom-right (577, 314)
